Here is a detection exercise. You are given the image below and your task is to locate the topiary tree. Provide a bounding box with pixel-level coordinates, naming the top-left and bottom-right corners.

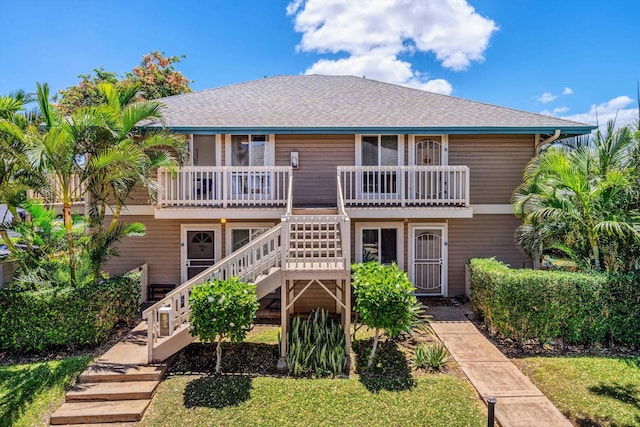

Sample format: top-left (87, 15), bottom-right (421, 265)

top-left (351, 262), bottom-right (421, 367)
top-left (189, 277), bottom-right (258, 374)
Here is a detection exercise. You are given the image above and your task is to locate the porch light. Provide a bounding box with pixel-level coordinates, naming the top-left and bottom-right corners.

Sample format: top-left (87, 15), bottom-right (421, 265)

top-left (221, 218), bottom-right (227, 224)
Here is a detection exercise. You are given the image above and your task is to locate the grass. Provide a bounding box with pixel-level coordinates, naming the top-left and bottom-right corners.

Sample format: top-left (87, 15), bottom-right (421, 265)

top-left (141, 374), bottom-right (486, 426)
top-left (144, 324), bottom-right (487, 426)
top-left (0, 356), bottom-right (92, 427)
top-left (516, 356), bottom-right (640, 427)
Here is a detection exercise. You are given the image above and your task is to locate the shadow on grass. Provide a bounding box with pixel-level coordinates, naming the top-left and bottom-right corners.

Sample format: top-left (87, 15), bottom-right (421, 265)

top-left (170, 342), bottom-right (279, 375)
top-left (589, 382), bottom-right (640, 409)
top-left (0, 356), bottom-right (91, 426)
top-left (352, 338), bottom-right (415, 393)
top-left (184, 375), bottom-right (253, 409)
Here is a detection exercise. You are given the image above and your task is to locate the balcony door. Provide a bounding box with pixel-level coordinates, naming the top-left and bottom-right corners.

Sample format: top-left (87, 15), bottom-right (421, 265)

top-left (411, 136), bottom-right (447, 202)
top-left (191, 135), bottom-right (218, 201)
top-left (230, 135), bottom-right (271, 198)
top-left (359, 135), bottom-right (401, 200)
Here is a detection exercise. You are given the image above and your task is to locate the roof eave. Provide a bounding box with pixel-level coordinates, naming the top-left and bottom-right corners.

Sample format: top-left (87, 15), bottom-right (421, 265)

top-left (141, 124), bottom-right (597, 136)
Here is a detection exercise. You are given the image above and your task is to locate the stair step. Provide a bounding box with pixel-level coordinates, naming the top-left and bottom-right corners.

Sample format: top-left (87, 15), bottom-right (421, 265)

top-left (79, 364), bottom-right (167, 383)
top-left (66, 381), bottom-right (159, 402)
top-left (50, 400), bottom-right (151, 425)
top-left (291, 208), bottom-right (339, 215)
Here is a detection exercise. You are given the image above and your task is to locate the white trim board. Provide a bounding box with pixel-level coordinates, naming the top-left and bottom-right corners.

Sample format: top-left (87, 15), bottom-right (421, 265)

top-left (472, 204), bottom-right (514, 214)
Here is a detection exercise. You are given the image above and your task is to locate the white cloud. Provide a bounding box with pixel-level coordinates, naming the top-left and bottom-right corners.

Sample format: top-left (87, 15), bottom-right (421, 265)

top-left (562, 87), bottom-right (573, 95)
top-left (553, 106), bottom-right (569, 114)
top-left (537, 92), bottom-right (558, 103)
top-left (562, 96), bottom-right (639, 129)
top-left (287, 0), bottom-right (497, 95)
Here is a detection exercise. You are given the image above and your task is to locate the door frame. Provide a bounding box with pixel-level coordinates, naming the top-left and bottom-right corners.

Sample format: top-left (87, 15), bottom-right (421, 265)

top-left (354, 221), bottom-right (404, 270)
top-left (409, 223), bottom-right (448, 296)
top-left (180, 224), bottom-right (221, 283)
top-left (225, 222), bottom-right (275, 255)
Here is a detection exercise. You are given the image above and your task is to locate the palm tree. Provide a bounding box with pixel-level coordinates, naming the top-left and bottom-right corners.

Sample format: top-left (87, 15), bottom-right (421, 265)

top-left (0, 90), bottom-right (40, 254)
top-left (83, 82), bottom-right (188, 281)
top-left (513, 122), bottom-right (640, 271)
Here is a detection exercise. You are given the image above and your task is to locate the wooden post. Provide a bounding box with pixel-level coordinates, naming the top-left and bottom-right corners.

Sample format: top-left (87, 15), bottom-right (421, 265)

top-left (277, 278), bottom-right (288, 371)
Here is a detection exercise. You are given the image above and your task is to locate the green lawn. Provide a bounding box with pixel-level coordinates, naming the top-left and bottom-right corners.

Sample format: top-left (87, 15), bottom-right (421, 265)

top-left (140, 373), bottom-right (486, 427)
top-left (516, 356), bottom-right (640, 427)
top-left (144, 324), bottom-right (486, 426)
top-left (0, 356), bottom-right (92, 427)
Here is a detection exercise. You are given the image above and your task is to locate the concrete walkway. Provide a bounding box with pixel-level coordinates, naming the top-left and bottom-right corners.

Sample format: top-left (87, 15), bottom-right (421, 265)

top-left (428, 305), bottom-right (572, 427)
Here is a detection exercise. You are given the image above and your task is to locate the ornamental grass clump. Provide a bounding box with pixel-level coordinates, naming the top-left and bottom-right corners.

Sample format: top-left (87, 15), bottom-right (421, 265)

top-left (189, 277), bottom-right (258, 374)
top-left (413, 343), bottom-right (450, 372)
top-left (352, 262), bottom-right (423, 368)
top-left (285, 309), bottom-right (346, 377)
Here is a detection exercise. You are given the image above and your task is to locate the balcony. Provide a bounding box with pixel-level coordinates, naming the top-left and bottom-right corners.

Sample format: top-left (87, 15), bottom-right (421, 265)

top-left (157, 166), bottom-right (292, 209)
top-left (338, 165), bottom-right (470, 214)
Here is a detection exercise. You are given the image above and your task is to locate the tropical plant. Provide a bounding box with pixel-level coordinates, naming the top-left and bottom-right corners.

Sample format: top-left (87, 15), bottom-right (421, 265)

top-left (351, 262), bottom-right (422, 367)
top-left (83, 82), bottom-right (188, 282)
top-left (413, 342), bottom-right (450, 372)
top-left (189, 277), bottom-right (259, 374)
top-left (0, 89), bottom-right (40, 252)
top-left (285, 308), bottom-right (346, 377)
top-left (513, 122), bottom-right (640, 271)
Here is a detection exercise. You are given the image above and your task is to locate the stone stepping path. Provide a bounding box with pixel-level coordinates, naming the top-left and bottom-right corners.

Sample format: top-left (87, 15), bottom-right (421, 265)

top-left (429, 316), bottom-right (572, 427)
top-left (50, 321), bottom-right (168, 425)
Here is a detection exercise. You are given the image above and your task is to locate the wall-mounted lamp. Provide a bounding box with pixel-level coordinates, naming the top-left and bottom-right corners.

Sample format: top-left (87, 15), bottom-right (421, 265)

top-left (291, 151), bottom-right (299, 169)
top-left (220, 218), bottom-right (227, 224)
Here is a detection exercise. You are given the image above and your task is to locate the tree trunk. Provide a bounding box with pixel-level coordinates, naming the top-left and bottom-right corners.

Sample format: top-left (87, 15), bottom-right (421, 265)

top-left (216, 335), bottom-right (223, 374)
top-left (367, 329), bottom-right (380, 368)
top-left (63, 202), bottom-right (76, 285)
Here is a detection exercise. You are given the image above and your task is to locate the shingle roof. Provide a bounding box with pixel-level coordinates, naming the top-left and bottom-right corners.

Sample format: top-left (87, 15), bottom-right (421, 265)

top-left (147, 75), bottom-right (594, 135)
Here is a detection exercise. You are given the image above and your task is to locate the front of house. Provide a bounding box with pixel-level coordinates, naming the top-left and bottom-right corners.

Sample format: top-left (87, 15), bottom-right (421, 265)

top-left (96, 75), bottom-right (593, 362)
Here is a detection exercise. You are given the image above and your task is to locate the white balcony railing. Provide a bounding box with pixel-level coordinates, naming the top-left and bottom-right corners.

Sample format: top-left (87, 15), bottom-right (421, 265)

top-left (157, 166), bottom-right (292, 208)
top-left (338, 165), bottom-right (469, 207)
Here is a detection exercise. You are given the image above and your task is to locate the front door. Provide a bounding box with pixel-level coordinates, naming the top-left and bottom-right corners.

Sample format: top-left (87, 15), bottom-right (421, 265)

top-left (411, 226), bottom-right (447, 296)
top-left (183, 228), bottom-right (217, 281)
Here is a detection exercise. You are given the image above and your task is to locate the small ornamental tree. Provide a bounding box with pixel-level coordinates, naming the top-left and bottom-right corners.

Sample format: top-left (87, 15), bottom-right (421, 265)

top-left (189, 277), bottom-right (258, 374)
top-left (352, 262), bottom-right (421, 367)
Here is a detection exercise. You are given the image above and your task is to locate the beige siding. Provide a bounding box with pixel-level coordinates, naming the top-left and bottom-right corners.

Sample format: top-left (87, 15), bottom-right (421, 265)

top-left (449, 134), bottom-right (534, 204)
top-left (103, 217), bottom-right (280, 286)
top-left (275, 135), bottom-right (355, 206)
top-left (292, 279), bottom-right (337, 313)
top-left (447, 215), bottom-right (531, 295)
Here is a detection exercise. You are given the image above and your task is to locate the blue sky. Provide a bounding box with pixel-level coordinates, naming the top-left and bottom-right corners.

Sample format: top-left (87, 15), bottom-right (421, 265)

top-left (1, 0), bottom-right (638, 127)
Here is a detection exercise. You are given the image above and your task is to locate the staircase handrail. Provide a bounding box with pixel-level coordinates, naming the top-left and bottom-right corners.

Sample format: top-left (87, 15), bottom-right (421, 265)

top-left (336, 173), bottom-right (348, 218)
top-left (285, 173), bottom-right (293, 216)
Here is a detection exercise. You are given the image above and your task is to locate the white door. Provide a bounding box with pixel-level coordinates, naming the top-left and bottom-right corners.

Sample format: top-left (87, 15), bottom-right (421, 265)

top-left (183, 228), bottom-right (217, 281)
top-left (412, 226), bottom-right (447, 296)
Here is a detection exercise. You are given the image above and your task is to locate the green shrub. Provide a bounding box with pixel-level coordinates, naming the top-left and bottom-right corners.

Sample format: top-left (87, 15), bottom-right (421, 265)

top-left (413, 343), bottom-right (449, 372)
top-left (189, 277), bottom-right (258, 374)
top-left (352, 262), bottom-right (422, 367)
top-left (0, 272), bottom-right (140, 353)
top-left (469, 258), bottom-right (640, 346)
top-left (285, 309), bottom-right (346, 377)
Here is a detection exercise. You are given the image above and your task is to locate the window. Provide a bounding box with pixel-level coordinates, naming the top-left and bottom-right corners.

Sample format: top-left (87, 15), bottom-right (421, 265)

top-left (361, 135), bottom-right (399, 194)
top-left (231, 227), bottom-right (269, 251)
top-left (362, 135), bottom-right (398, 166)
top-left (362, 228), bottom-right (398, 264)
top-left (231, 135), bottom-right (267, 166)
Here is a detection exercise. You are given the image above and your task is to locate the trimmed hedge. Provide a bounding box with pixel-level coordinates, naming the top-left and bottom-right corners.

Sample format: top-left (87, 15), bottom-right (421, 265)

top-left (470, 258), bottom-right (640, 346)
top-left (0, 273), bottom-right (140, 353)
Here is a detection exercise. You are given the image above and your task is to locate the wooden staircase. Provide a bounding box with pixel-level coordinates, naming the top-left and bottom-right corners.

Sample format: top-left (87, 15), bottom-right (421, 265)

top-left (50, 322), bottom-right (168, 425)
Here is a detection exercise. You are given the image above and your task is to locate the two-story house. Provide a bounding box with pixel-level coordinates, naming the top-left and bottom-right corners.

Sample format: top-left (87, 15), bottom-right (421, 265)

top-left (103, 75), bottom-right (593, 363)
